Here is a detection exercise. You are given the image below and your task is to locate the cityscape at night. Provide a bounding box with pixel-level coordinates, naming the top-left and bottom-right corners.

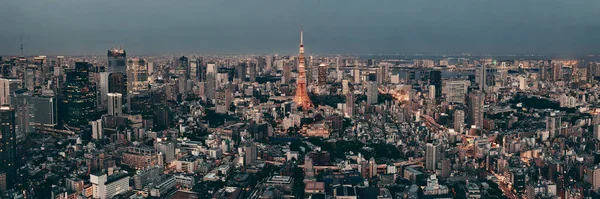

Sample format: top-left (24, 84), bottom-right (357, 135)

top-left (2, 1), bottom-right (600, 199)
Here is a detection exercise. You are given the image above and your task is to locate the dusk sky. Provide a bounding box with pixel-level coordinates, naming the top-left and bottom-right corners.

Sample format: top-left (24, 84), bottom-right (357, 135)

top-left (2, 0), bottom-right (600, 55)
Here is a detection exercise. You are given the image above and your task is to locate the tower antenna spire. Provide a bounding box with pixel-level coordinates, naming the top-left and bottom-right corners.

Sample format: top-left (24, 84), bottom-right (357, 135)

top-left (300, 24), bottom-right (303, 45)
top-left (20, 37), bottom-right (24, 57)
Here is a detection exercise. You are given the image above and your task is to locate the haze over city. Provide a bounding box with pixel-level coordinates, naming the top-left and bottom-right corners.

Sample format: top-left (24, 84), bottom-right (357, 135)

top-left (2, 0), bottom-right (600, 55)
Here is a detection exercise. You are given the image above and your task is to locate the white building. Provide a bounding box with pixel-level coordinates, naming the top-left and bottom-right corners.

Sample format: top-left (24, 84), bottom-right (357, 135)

top-left (90, 173), bottom-right (130, 199)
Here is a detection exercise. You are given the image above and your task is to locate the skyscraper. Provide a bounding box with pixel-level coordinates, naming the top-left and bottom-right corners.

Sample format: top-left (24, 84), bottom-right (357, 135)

top-left (317, 63), bottom-right (327, 86)
top-left (426, 142), bottom-right (441, 171)
top-left (546, 111), bottom-right (562, 138)
top-left (205, 63), bottom-right (217, 100)
top-left (108, 48), bottom-right (127, 73)
top-left (235, 63), bottom-right (246, 81)
top-left (257, 56), bottom-right (266, 75)
top-left (467, 90), bottom-right (484, 129)
top-left (540, 62), bottom-right (548, 82)
top-left (244, 142), bottom-right (257, 166)
top-left (178, 56), bottom-right (189, 79)
top-left (429, 70), bottom-right (442, 100)
top-left (376, 65), bottom-right (386, 85)
top-left (0, 78), bottom-right (21, 105)
top-left (24, 66), bottom-right (35, 91)
top-left (99, 72), bottom-right (110, 107)
top-left (156, 140), bottom-right (176, 164)
top-left (293, 29), bottom-right (313, 109)
top-left (367, 81), bottom-right (378, 105)
top-left (552, 62), bottom-right (561, 82)
top-left (11, 90), bottom-right (30, 141)
top-left (0, 105), bottom-right (16, 189)
top-left (454, 109), bottom-right (465, 133)
top-left (477, 65), bottom-right (486, 91)
top-left (249, 62), bottom-right (257, 82)
top-left (345, 91), bottom-right (355, 117)
top-left (107, 93), bottom-right (123, 116)
top-left (282, 63), bottom-right (291, 85)
top-left (369, 157), bottom-right (377, 178)
top-left (29, 91), bottom-right (57, 130)
top-left (63, 62), bottom-right (95, 127)
top-left (108, 73), bottom-right (127, 96)
top-left (190, 57), bottom-right (204, 81)
top-left (127, 58), bottom-right (149, 93)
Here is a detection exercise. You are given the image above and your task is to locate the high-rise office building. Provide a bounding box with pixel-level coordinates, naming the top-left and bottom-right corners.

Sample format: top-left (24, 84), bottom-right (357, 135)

top-left (429, 70), bottom-right (442, 100)
top-left (376, 65), bottom-right (386, 85)
top-left (369, 157), bottom-right (377, 178)
top-left (235, 63), bottom-right (246, 81)
top-left (30, 91), bottom-right (58, 129)
top-left (454, 109), bottom-right (465, 133)
top-left (205, 63), bottom-right (217, 100)
top-left (108, 73), bottom-right (127, 96)
top-left (11, 90), bottom-right (30, 140)
top-left (467, 90), bottom-right (484, 129)
top-left (367, 81), bottom-right (378, 105)
top-left (156, 140), bottom-right (176, 164)
top-left (99, 72), bottom-right (110, 106)
top-left (190, 57), bottom-right (204, 81)
top-left (257, 56), bottom-right (266, 74)
top-left (540, 62), bottom-right (548, 82)
top-left (24, 66), bottom-right (35, 91)
top-left (342, 80), bottom-right (349, 95)
top-left (0, 105), bottom-right (16, 189)
top-left (353, 68), bottom-right (361, 83)
top-left (127, 58), bottom-right (149, 93)
top-left (215, 86), bottom-right (232, 114)
top-left (249, 62), bottom-right (257, 82)
top-left (444, 80), bottom-right (469, 104)
top-left (90, 119), bottom-right (103, 140)
top-left (63, 62), bottom-right (95, 127)
top-left (244, 142), bottom-right (257, 165)
top-left (282, 63), bottom-right (291, 85)
top-left (477, 65), bottom-right (487, 91)
top-left (552, 62), bottom-right (561, 82)
top-left (345, 91), bottom-right (355, 117)
top-left (178, 56), bottom-right (189, 79)
top-left (108, 48), bottom-right (127, 73)
top-left (0, 78), bottom-right (21, 105)
top-left (318, 63), bottom-right (327, 86)
top-left (426, 142), bottom-right (441, 171)
top-left (107, 93), bottom-right (123, 116)
top-left (546, 111), bottom-right (562, 138)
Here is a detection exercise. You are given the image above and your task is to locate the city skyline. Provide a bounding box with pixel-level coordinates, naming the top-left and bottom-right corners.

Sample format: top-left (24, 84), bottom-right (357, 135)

top-left (4, 1), bottom-right (600, 199)
top-left (2, 0), bottom-right (600, 55)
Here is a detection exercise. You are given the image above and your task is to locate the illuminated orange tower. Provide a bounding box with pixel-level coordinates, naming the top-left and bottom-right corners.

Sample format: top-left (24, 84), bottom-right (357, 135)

top-left (293, 28), bottom-right (313, 109)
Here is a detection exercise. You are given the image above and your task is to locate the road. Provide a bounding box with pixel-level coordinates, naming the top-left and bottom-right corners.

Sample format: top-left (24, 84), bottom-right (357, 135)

top-left (491, 172), bottom-right (519, 199)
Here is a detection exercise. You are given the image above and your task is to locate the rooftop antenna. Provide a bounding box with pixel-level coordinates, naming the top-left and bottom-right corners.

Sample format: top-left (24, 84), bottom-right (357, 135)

top-left (20, 37), bottom-right (24, 57)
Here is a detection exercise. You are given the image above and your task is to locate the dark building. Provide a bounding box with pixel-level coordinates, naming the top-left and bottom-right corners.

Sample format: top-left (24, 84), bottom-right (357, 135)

top-left (108, 72), bottom-right (127, 96)
top-left (154, 105), bottom-right (172, 130)
top-left (429, 70), bottom-right (442, 100)
top-left (108, 48), bottom-right (127, 73)
top-left (129, 92), bottom-right (154, 119)
top-left (0, 106), bottom-right (16, 189)
top-left (193, 57), bottom-right (205, 82)
top-left (235, 63), bottom-right (246, 80)
top-left (178, 56), bottom-right (189, 79)
top-left (257, 56), bottom-right (266, 74)
top-left (318, 63), bottom-right (327, 86)
top-left (30, 94), bottom-right (58, 128)
top-left (62, 62), bottom-right (95, 127)
top-left (248, 62), bottom-right (257, 82)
